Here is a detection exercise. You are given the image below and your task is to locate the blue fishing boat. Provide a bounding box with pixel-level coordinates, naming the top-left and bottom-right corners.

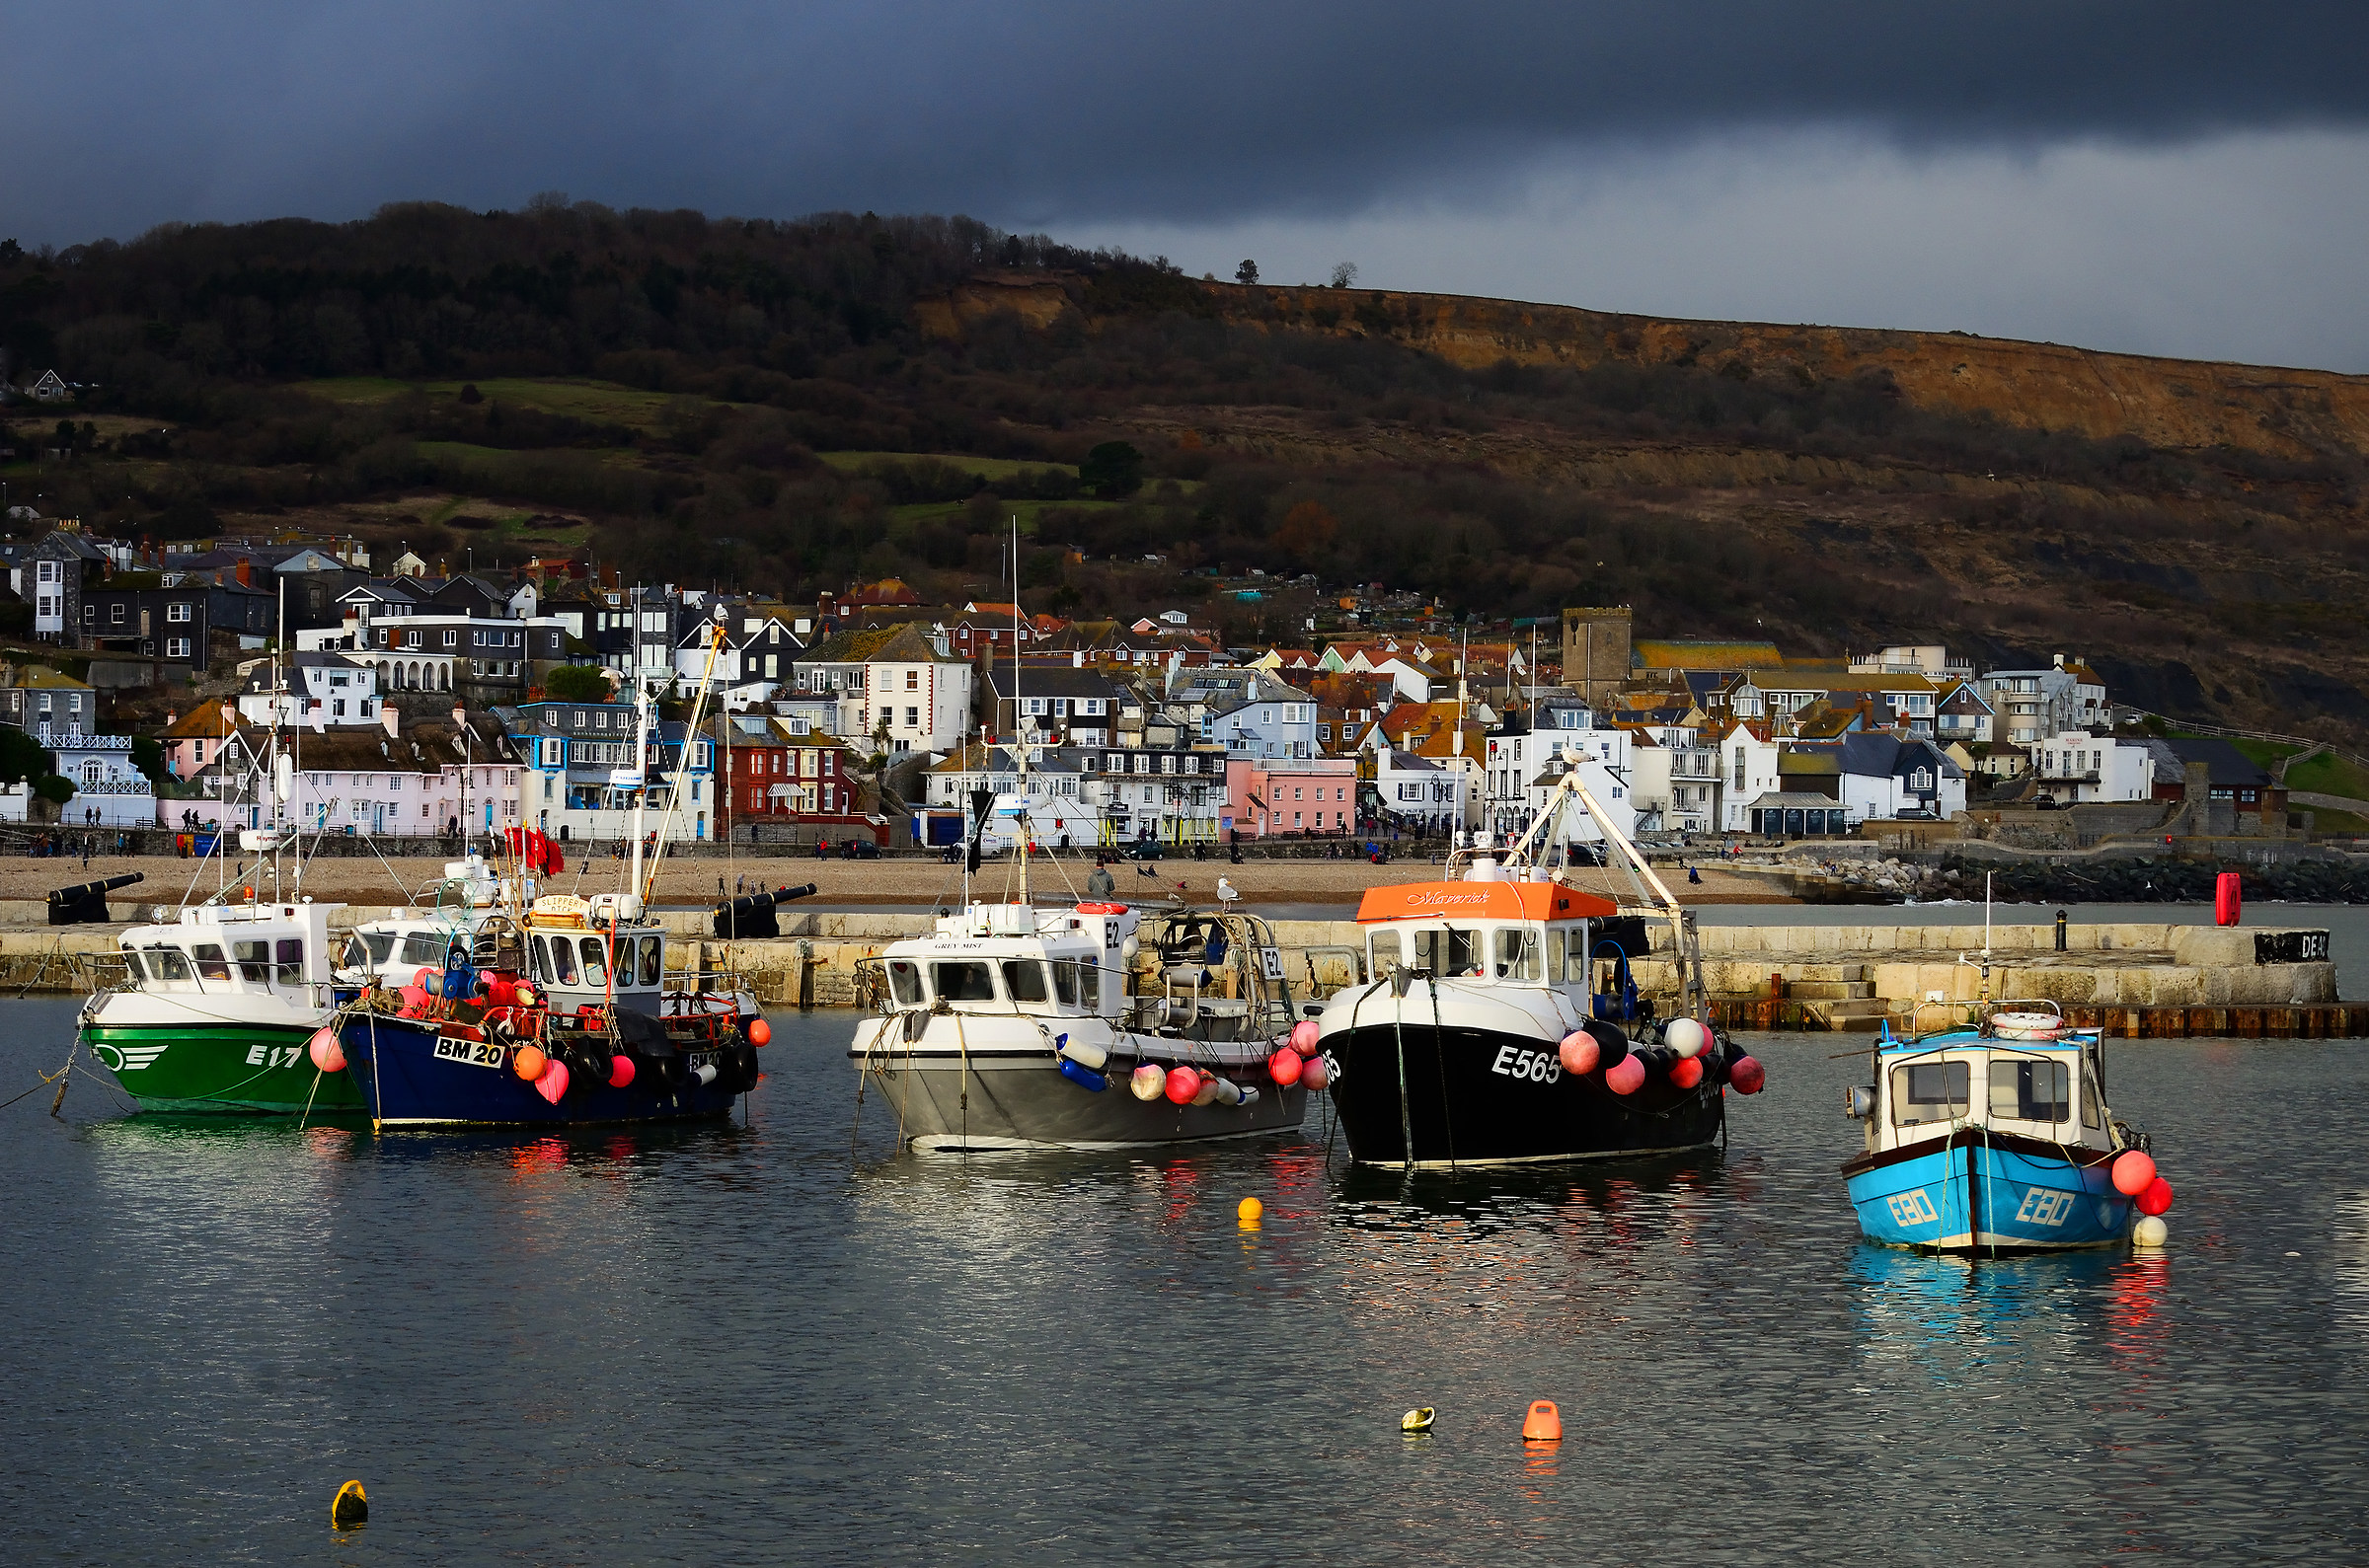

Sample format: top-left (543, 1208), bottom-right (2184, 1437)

top-left (1842, 1006), bottom-right (2166, 1253)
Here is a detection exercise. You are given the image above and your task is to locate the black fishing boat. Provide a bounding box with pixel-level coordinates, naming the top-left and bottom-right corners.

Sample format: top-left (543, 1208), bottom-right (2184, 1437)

top-left (1312, 762), bottom-right (1766, 1168)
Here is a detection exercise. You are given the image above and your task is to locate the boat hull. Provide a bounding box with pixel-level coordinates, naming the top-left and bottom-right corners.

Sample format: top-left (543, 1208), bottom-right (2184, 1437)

top-left (1325, 1019), bottom-right (1723, 1167)
top-left (338, 1012), bottom-right (744, 1128)
top-left (1843, 1129), bottom-right (2132, 1252)
top-left (849, 1012), bottom-right (1306, 1152)
top-left (858, 1054), bottom-right (1307, 1152)
top-left (79, 996), bottom-right (364, 1116)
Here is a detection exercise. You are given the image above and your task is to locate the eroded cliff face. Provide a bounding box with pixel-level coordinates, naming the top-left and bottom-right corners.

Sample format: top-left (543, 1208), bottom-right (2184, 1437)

top-left (917, 274), bottom-right (2369, 460)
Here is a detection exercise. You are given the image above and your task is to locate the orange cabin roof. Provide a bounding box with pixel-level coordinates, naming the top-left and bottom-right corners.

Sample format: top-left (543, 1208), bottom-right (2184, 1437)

top-left (1354, 879), bottom-right (1618, 924)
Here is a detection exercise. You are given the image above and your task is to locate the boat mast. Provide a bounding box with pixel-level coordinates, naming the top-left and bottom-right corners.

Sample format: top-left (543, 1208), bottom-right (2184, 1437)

top-left (1013, 512), bottom-right (1028, 906)
top-left (626, 673), bottom-right (651, 900)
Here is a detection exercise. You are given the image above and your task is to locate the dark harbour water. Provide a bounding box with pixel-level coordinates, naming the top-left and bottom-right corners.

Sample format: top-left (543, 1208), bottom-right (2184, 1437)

top-left (5, 1001), bottom-right (2369, 1565)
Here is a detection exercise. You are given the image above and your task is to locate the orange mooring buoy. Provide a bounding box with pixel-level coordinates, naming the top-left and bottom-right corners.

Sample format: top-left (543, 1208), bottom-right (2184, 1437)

top-left (331, 1479), bottom-right (368, 1529)
top-left (1521, 1400), bottom-right (1563, 1442)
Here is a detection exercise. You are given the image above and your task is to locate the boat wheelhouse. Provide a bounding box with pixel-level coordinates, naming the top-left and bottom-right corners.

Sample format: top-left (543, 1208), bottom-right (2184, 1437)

top-left (1841, 1006), bottom-right (2149, 1252)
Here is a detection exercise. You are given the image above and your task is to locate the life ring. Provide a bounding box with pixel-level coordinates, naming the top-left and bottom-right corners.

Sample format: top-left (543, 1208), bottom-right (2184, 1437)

top-left (1991, 1011), bottom-right (2065, 1040)
top-left (1075, 902), bottom-right (1129, 915)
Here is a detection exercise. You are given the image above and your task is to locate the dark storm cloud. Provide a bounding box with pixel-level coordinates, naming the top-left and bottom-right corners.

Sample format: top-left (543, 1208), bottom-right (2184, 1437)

top-left (3, 1), bottom-right (2364, 242)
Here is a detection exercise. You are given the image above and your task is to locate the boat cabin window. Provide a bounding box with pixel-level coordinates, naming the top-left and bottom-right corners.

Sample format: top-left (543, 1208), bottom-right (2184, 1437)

top-left (932, 961), bottom-right (996, 1003)
top-left (139, 945), bottom-right (191, 982)
top-left (1077, 959), bottom-right (1101, 1010)
top-left (543, 934), bottom-right (578, 985)
top-left (885, 959), bottom-right (924, 1007)
top-left (399, 933), bottom-right (445, 968)
top-left (2080, 1062), bottom-right (2102, 1130)
top-left (191, 943), bottom-right (231, 982)
top-left (1547, 928), bottom-right (1568, 984)
top-left (579, 936), bottom-right (608, 986)
top-left (276, 938), bottom-right (304, 985)
top-left (634, 935), bottom-right (662, 987)
top-left (233, 940), bottom-right (270, 984)
top-left (1001, 960), bottom-right (1049, 1004)
top-left (1414, 928), bottom-right (1478, 975)
top-left (1493, 928), bottom-right (1542, 982)
top-left (1989, 1058), bottom-right (2071, 1124)
top-left (1048, 960), bottom-right (1079, 1007)
top-left (358, 933), bottom-right (396, 965)
top-left (1890, 1061), bottom-right (1970, 1125)
top-left (1368, 930), bottom-right (1402, 974)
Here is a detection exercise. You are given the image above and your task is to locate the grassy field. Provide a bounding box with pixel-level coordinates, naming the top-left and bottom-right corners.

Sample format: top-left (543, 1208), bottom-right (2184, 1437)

top-left (885, 497), bottom-right (1129, 531)
top-left (2284, 751), bottom-right (2369, 801)
top-left (819, 450), bottom-right (1079, 481)
top-left (299, 377), bottom-right (713, 430)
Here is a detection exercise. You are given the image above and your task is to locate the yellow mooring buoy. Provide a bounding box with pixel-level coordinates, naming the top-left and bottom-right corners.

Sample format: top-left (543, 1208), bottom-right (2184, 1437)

top-left (1401, 1407), bottom-right (1435, 1434)
top-left (331, 1479), bottom-right (369, 1530)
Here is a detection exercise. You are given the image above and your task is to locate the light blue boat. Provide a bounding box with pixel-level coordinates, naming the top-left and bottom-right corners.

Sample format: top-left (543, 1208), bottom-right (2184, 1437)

top-left (1841, 1008), bottom-right (2148, 1253)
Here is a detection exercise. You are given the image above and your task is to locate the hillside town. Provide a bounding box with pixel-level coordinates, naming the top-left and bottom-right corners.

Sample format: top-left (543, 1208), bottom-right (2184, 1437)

top-left (0, 515), bottom-right (2331, 857)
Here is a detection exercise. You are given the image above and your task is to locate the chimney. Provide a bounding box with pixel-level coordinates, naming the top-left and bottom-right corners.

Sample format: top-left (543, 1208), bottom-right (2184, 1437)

top-left (382, 708), bottom-right (400, 739)
top-left (235, 558), bottom-right (252, 587)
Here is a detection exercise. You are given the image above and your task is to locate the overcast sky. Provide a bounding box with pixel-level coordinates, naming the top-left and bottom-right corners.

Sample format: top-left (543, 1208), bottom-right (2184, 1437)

top-left (7, 2), bottom-right (2366, 369)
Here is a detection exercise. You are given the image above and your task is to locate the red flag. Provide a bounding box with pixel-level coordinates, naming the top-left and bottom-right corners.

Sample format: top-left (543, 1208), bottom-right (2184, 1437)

top-left (505, 826), bottom-right (524, 860)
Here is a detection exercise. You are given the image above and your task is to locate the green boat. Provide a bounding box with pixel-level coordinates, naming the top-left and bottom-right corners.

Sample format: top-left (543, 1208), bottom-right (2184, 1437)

top-left (81, 900), bottom-right (366, 1115)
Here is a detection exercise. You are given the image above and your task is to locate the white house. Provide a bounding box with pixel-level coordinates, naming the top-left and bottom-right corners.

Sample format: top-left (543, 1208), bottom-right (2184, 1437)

top-left (1719, 722), bottom-right (1784, 832)
top-left (3, 733), bottom-right (155, 827)
top-left (236, 652), bottom-right (382, 727)
top-left (2029, 729), bottom-right (2154, 803)
top-left (812, 622), bottom-right (973, 757)
top-left (1837, 734), bottom-right (1968, 822)
top-left (1376, 747), bottom-right (1468, 833)
top-left (1519, 753), bottom-right (1636, 849)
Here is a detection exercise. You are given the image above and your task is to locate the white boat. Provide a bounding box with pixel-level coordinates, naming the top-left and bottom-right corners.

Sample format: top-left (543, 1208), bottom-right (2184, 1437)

top-left (847, 899), bottom-right (1308, 1151)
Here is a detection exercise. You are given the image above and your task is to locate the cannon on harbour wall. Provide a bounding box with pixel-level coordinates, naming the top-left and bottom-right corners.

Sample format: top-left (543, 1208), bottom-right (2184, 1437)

top-left (48, 872), bottom-right (144, 926)
top-left (712, 882), bottom-right (818, 939)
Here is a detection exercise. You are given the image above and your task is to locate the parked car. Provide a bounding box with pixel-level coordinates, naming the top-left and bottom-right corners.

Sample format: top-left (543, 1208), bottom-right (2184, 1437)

top-left (1123, 840), bottom-right (1164, 860)
top-left (842, 839), bottom-right (880, 859)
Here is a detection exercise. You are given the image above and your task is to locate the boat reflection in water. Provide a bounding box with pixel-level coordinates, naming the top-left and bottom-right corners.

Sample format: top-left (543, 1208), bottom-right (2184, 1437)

top-left (1846, 1240), bottom-right (2172, 1386)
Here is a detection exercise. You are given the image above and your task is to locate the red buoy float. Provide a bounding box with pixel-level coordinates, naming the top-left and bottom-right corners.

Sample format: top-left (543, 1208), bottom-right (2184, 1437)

top-left (1290, 1019), bottom-right (1322, 1056)
top-left (307, 1026), bottom-right (346, 1074)
top-left (747, 1016), bottom-right (772, 1046)
top-left (1300, 1054), bottom-right (1331, 1091)
top-left (1164, 1066), bottom-right (1201, 1104)
top-left (2111, 1150), bottom-right (2157, 1196)
top-left (608, 1054), bottom-right (636, 1088)
top-left (1267, 1047), bottom-right (1304, 1087)
top-left (1604, 1056), bottom-right (1646, 1095)
top-left (2136, 1176), bottom-right (2176, 1216)
top-left (1668, 1055), bottom-right (1705, 1089)
top-left (512, 1044), bottom-right (548, 1082)
top-left (1728, 1056), bottom-right (1766, 1094)
top-left (1559, 1030), bottom-right (1599, 1076)
top-left (535, 1059), bottom-right (570, 1105)
top-left (2215, 870), bottom-right (2242, 927)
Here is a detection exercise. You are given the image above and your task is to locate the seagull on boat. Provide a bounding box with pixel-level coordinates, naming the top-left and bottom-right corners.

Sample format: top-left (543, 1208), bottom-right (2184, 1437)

top-left (1216, 877), bottom-right (1241, 905)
